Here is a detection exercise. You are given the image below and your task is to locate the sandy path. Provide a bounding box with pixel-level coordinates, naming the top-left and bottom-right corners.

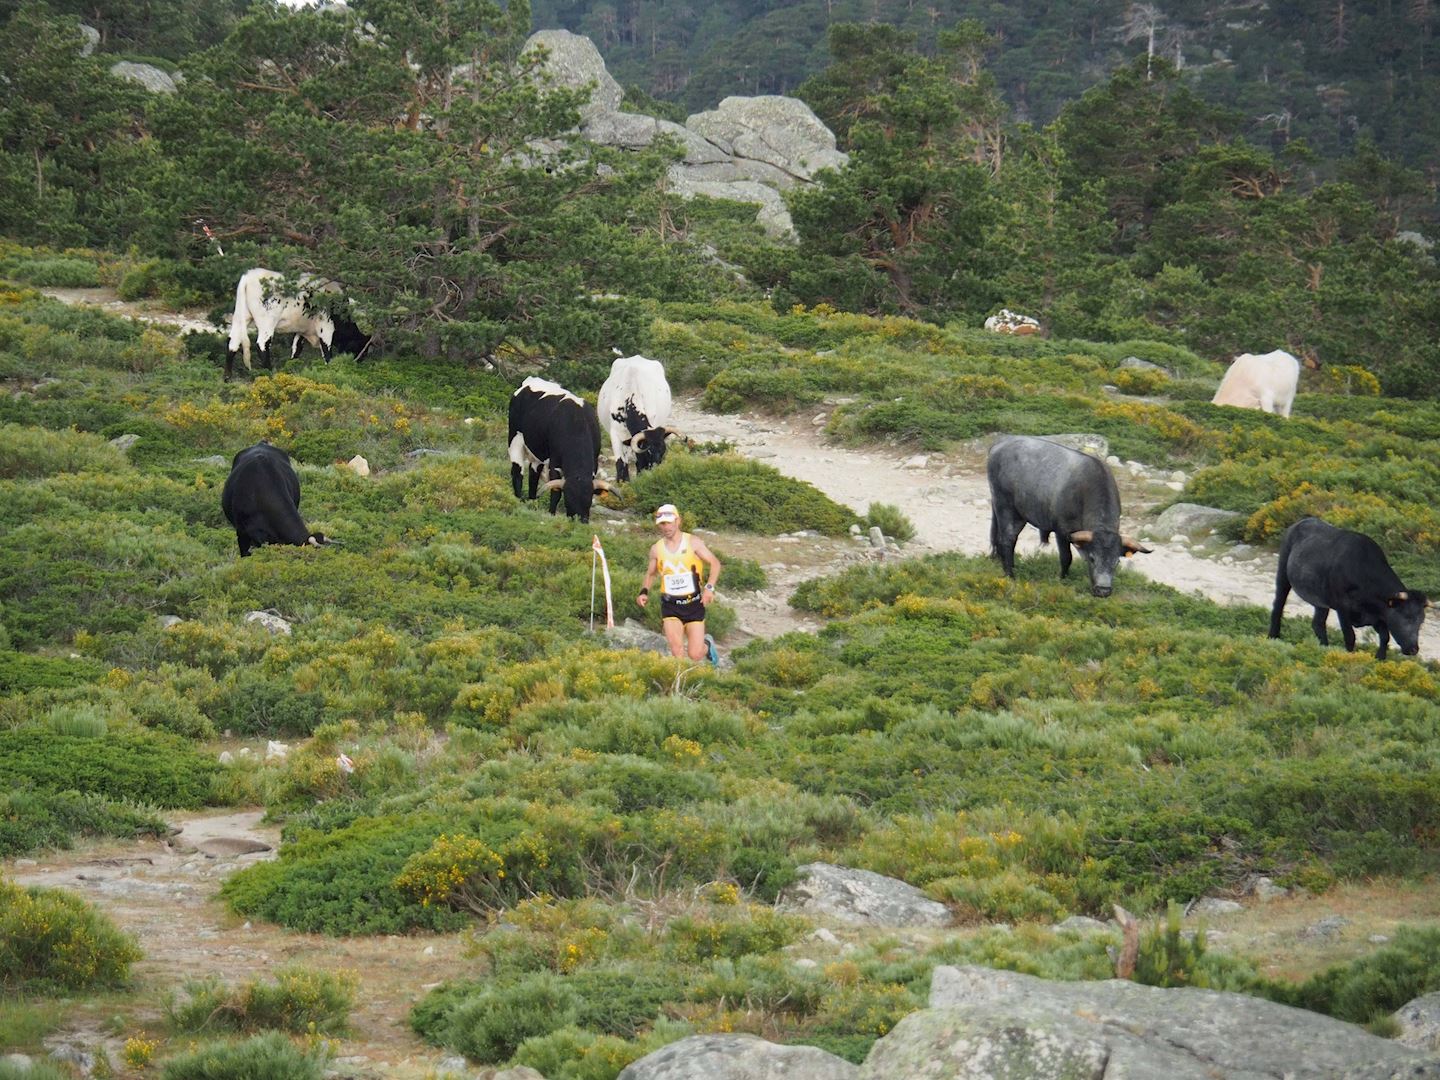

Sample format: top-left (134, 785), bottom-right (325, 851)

top-left (671, 396), bottom-right (1440, 659)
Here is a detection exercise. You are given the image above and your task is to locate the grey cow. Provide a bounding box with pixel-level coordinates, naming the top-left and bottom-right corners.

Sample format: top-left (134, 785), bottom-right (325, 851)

top-left (987, 435), bottom-right (1151, 597)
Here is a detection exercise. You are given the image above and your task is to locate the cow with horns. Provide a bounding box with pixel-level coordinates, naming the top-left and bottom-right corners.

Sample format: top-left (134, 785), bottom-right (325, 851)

top-left (597, 354), bottom-right (681, 482)
top-left (225, 268), bottom-right (370, 380)
top-left (507, 377), bottom-right (612, 523)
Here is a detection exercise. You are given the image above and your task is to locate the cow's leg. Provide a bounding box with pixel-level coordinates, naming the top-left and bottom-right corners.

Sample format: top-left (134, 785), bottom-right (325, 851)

top-left (319, 339), bottom-right (333, 364)
top-left (547, 470), bottom-right (563, 515)
top-left (528, 465), bottom-right (541, 501)
top-left (1057, 533), bottom-right (1074, 579)
top-left (511, 462), bottom-right (524, 499)
top-left (1268, 571), bottom-right (1291, 639)
top-left (237, 532), bottom-right (252, 558)
top-left (616, 458), bottom-right (630, 483)
top-left (1338, 615), bottom-right (1357, 653)
top-left (993, 511), bottom-right (1023, 578)
top-left (1310, 607), bottom-right (1331, 646)
top-left (259, 332), bottom-right (275, 371)
top-left (1375, 626), bottom-right (1391, 661)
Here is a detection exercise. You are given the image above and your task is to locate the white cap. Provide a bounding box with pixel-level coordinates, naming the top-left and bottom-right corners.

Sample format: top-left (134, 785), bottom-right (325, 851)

top-left (653, 503), bottom-right (679, 523)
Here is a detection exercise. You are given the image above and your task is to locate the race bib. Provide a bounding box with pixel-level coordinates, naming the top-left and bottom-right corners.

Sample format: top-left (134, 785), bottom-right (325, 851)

top-left (663, 571), bottom-right (694, 596)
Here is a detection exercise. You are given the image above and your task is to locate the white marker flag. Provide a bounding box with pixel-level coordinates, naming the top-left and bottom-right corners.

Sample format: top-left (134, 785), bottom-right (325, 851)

top-left (591, 535), bottom-right (615, 631)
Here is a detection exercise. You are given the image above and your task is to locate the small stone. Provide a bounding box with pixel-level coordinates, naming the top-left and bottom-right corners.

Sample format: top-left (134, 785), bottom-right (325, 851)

top-left (902, 454), bottom-right (929, 469)
top-left (1369, 934), bottom-right (1391, 945)
top-left (849, 523), bottom-right (862, 536)
top-left (1169, 470), bottom-right (1187, 483)
top-left (1249, 876), bottom-right (1289, 902)
top-left (158, 615), bottom-right (183, 629)
top-left (108, 433), bottom-right (140, 452)
top-left (244, 610), bottom-right (292, 635)
top-left (1165, 481), bottom-right (1185, 491)
top-left (1054, 915), bottom-right (1110, 935)
top-left (1106, 455), bottom-right (1121, 466)
top-left (218, 751), bottom-right (234, 765)
top-left (346, 454), bottom-right (370, 477)
top-left (1301, 915), bottom-right (1351, 939)
top-left (1188, 897), bottom-right (1243, 916)
top-left (809, 928), bottom-right (841, 945)
top-left (1170, 534), bottom-right (1189, 544)
top-left (265, 740), bottom-right (290, 761)
top-left (868, 526), bottom-right (886, 549)
top-left (793, 957), bottom-right (819, 970)
top-left (811, 413), bottom-right (827, 425)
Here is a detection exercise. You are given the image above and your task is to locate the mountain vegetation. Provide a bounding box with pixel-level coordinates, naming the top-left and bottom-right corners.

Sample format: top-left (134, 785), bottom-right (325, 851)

top-left (2, 0), bottom-right (1439, 1073)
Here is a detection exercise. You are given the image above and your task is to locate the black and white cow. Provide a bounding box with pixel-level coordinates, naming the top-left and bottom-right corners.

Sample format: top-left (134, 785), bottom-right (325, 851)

top-left (220, 442), bottom-right (328, 557)
top-left (225, 268), bottom-right (370, 379)
top-left (1269, 516), bottom-right (1429, 659)
top-left (987, 435), bottom-right (1151, 597)
top-left (507, 377), bottom-right (611, 522)
top-left (596, 354), bottom-right (680, 482)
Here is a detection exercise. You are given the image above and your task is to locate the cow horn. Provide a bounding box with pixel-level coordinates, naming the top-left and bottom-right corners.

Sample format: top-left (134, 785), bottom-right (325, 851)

top-left (1070, 530), bottom-right (1094, 545)
top-left (544, 478), bottom-right (566, 491)
top-left (633, 435), bottom-right (647, 450)
top-left (663, 427), bottom-right (683, 438)
top-left (1123, 535), bottom-right (1153, 555)
top-left (1393, 591), bottom-right (1408, 602)
top-left (593, 478), bottom-right (613, 493)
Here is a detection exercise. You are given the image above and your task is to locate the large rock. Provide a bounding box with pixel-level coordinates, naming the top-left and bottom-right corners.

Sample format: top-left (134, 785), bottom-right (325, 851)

top-left (617, 1034), bottom-right (858, 1080)
top-left (523, 29), bottom-right (623, 120)
top-left (685, 96), bottom-right (848, 185)
top-left (602, 618), bottom-right (673, 656)
top-left (109, 60), bottom-right (180, 94)
top-left (664, 172), bottom-right (794, 239)
top-left (582, 111), bottom-right (730, 165)
top-left (1153, 502), bottom-right (1242, 538)
top-left (781, 862), bottom-right (951, 928)
top-left (1395, 991), bottom-right (1440, 1052)
top-left (862, 965), bottom-right (1440, 1079)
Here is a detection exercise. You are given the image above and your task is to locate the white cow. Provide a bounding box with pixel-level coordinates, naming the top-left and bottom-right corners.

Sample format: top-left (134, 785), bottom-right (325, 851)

top-left (1211, 349), bottom-right (1311, 417)
top-left (984, 309), bottom-right (1041, 335)
top-left (596, 354), bottom-right (680, 482)
top-left (225, 268), bottom-right (369, 379)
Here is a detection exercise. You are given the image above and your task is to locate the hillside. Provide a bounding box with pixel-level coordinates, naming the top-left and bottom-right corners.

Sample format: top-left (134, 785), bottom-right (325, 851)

top-left (3, 250), bottom-right (1440, 1076)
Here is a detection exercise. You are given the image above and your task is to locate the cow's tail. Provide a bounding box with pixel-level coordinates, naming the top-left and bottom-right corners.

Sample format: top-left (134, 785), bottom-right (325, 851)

top-left (226, 274), bottom-right (252, 369)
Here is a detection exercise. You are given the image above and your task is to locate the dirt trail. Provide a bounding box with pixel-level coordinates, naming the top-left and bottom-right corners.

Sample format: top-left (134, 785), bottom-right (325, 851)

top-left (670, 396), bottom-right (1440, 659)
top-left (7, 810), bottom-right (470, 1078)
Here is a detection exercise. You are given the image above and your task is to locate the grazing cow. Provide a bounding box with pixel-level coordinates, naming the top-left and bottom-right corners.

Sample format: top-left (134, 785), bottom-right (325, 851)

top-left (984, 309), bottom-right (1041, 335)
top-left (597, 354), bottom-right (681, 482)
top-left (987, 435), bottom-right (1152, 597)
top-left (225, 268), bottom-right (370, 379)
top-left (507, 377), bottom-right (611, 522)
top-left (220, 442), bottom-right (328, 557)
top-left (1211, 349), bottom-right (1318, 418)
top-left (1269, 517), bottom-right (1429, 659)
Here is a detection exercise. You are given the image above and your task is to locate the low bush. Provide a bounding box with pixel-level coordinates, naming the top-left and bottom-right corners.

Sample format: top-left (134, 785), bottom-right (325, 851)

top-left (0, 728), bottom-right (217, 808)
top-left (437, 972), bottom-right (581, 1064)
top-left (614, 452), bottom-right (855, 536)
top-left (0, 423), bottom-right (124, 480)
top-left (0, 651), bottom-right (106, 693)
top-left (158, 1032), bottom-right (329, 1080)
top-left (168, 966), bottom-right (357, 1036)
top-left (863, 503), bottom-right (915, 543)
top-left (1270, 925), bottom-right (1440, 1024)
top-left (0, 877), bottom-right (141, 992)
top-left (5, 257), bottom-right (100, 287)
top-left (0, 788), bottom-right (168, 858)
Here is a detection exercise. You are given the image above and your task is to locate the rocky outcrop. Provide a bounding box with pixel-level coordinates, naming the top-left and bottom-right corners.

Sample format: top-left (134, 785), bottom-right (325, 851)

top-left (860, 964), bottom-right (1440, 1079)
top-left (1154, 502), bottom-right (1242, 538)
top-left (616, 1034), bottom-right (858, 1080)
top-left (109, 61), bottom-right (181, 94)
top-left (780, 863), bottom-right (951, 928)
top-left (521, 31), bottom-right (848, 239)
top-left (1395, 991), bottom-right (1440, 1052)
top-left (523, 30), bottom-right (623, 121)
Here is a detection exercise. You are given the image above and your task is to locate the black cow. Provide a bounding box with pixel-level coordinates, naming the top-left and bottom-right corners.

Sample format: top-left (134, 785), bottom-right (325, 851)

top-left (1269, 516), bottom-right (1429, 659)
top-left (220, 442), bottom-right (328, 557)
top-left (507, 377), bottom-right (611, 523)
top-left (987, 435), bottom-right (1151, 597)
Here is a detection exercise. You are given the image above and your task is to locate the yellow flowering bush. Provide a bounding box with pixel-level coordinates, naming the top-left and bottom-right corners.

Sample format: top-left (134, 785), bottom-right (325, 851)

top-left (394, 833), bottom-right (507, 914)
top-left (0, 878), bottom-right (141, 991)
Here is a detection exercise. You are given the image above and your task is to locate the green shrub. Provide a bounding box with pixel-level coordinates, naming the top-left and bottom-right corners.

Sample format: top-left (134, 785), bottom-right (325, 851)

top-left (0, 423), bottom-right (124, 479)
top-left (0, 651), bottom-right (106, 692)
top-left (509, 1025), bottom-right (652, 1080)
top-left (158, 1032), bottom-right (328, 1080)
top-left (207, 671), bottom-right (327, 737)
top-left (0, 788), bottom-right (168, 858)
top-left (1270, 926), bottom-right (1440, 1024)
top-left (0, 877), bottom-right (141, 992)
top-left (46, 701), bottom-right (108, 737)
top-left (0, 1058), bottom-right (71, 1080)
top-left (117, 261), bottom-right (160, 300)
top-left (6, 258), bottom-right (100, 287)
top-left (221, 816), bottom-right (469, 935)
top-left (168, 966), bottom-right (357, 1035)
top-left (0, 729), bottom-right (217, 808)
top-left (863, 503), bottom-right (915, 543)
top-left (664, 905), bottom-right (808, 962)
top-left (615, 453), bottom-right (855, 535)
top-left (439, 972), bottom-right (580, 1063)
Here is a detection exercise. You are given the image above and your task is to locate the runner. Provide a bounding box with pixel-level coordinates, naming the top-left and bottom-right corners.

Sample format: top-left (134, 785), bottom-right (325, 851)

top-left (637, 503), bottom-right (722, 663)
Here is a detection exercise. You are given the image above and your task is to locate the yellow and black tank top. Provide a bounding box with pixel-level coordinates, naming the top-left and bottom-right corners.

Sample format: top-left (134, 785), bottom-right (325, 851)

top-left (653, 532), bottom-right (704, 600)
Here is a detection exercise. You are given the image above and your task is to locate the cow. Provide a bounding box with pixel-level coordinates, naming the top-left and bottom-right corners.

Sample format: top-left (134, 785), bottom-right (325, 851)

top-left (596, 354), bottom-right (681, 482)
top-left (987, 435), bottom-right (1152, 597)
top-left (225, 268), bottom-right (370, 380)
top-left (1268, 517), bottom-right (1429, 659)
top-left (984, 309), bottom-right (1041, 335)
top-left (220, 442), bottom-right (329, 557)
top-left (1211, 349), bottom-right (1319, 418)
top-left (507, 377), bottom-right (612, 523)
